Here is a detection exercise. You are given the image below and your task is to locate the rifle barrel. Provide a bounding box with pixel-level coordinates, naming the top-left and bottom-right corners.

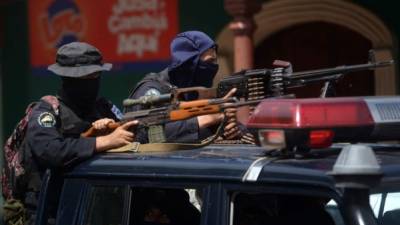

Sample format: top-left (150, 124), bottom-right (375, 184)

top-left (289, 60), bottom-right (393, 80)
top-left (122, 107), bottom-right (168, 121)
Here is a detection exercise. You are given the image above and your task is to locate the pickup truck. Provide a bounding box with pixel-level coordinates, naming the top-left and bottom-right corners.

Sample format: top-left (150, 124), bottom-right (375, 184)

top-left (34, 96), bottom-right (400, 225)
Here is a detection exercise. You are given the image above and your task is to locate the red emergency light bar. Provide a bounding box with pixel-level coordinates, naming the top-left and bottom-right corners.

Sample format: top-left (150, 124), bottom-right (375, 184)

top-left (247, 97), bottom-right (400, 150)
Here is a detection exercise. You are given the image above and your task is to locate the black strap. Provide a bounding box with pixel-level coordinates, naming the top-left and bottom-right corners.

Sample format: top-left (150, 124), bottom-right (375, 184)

top-left (106, 116), bottom-right (228, 153)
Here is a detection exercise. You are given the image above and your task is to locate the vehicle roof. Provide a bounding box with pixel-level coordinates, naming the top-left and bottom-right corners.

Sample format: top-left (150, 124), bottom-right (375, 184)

top-left (67, 143), bottom-right (400, 190)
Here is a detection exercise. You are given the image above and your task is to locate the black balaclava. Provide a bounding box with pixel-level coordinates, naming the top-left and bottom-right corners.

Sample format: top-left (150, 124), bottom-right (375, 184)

top-left (168, 31), bottom-right (219, 92)
top-left (192, 60), bottom-right (219, 88)
top-left (58, 76), bottom-right (100, 116)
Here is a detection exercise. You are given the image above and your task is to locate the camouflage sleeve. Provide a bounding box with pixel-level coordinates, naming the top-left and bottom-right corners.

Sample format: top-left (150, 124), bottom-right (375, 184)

top-left (26, 101), bottom-right (96, 169)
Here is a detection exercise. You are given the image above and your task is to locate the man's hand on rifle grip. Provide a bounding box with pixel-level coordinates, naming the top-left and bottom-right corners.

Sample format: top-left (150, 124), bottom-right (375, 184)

top-left (95, 120), bottom-right (138, 152)
top-left (198, 88), bottom-right (237, 129)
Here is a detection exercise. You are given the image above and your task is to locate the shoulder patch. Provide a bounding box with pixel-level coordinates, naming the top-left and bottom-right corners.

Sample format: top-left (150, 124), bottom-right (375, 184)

top-left (111, 105), bottom-right (123, 120)
top-left (144, 88), bottom-right (161, 96)
top-left (37, 112), bottom-right (56, 128)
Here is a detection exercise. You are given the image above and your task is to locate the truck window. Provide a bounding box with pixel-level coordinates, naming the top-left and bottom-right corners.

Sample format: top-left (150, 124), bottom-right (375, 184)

top-left (84, 186), bottom-right (125, 225)
top-left (370, 192), bottom-right (400, 225)
top-left (326, 191), bottom-right (400, 225)
top-left (82, 185), bottom-right (201, 225)
top-left (231, 192), bottom-right (336, 225)
top-left (129, 187), bottom-right (201, 225)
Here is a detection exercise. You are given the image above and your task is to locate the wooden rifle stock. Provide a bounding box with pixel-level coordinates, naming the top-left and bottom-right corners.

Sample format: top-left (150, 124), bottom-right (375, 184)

top-left (170, 98), bottom-right (234, 120)
top-left (170, 98), bottom-right (264, 121)
top-left (170, 105), bottom-right (222, 121)
top-left (81, 122), bottom-right (121, 137)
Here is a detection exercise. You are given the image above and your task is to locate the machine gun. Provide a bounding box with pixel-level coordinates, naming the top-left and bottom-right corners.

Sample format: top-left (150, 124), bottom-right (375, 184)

top-left (154, 57), bottom-right (393, 102)
top-left (217, 56), bottom-right (393, 100)
top-left (82, 96), bottom-right (263, 141)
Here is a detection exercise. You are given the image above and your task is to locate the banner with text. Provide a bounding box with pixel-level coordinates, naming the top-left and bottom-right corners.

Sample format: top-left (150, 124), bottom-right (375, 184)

top-left (28, 0), bottom-right (178, 75)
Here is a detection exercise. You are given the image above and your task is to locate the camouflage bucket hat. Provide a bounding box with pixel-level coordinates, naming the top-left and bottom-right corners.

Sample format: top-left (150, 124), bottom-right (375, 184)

top-left (48, 42), bottom-right (112, 77)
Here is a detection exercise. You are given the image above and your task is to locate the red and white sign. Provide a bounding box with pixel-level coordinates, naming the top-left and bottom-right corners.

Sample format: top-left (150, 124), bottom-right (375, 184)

top-left (28, 0), bottom-right (178, 72)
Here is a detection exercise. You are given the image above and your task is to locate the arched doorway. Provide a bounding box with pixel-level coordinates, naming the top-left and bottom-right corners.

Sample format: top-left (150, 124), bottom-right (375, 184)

top-left (255, 21), bottom-right (374, 97)
top-left (216, 0), bottom-right (397, 96)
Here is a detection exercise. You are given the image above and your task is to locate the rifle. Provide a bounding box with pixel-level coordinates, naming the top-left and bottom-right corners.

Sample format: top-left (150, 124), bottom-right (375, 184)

top-left (81, 97), bottom-right (263, 138)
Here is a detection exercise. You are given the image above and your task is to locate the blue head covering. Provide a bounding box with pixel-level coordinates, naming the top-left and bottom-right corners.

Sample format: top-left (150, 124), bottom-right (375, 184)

top-left (168, 31), bottom-right (218, 89)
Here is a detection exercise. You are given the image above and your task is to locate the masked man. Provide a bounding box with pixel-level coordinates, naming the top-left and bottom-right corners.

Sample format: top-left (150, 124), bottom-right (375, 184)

top-left (23, 42), bottom-right (136, 224)
top-left (125, 31), bottom-right (242, 143)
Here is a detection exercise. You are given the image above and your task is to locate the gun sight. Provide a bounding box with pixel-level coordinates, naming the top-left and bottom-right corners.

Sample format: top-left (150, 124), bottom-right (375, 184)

top-left (123, 94), bottom-right (172, 107)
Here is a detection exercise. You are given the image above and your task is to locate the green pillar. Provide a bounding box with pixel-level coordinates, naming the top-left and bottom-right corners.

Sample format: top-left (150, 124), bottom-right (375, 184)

top-left (2, 1), bottom-right (30, 140)
top-left (1, 1), bottom-right (29, 223)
